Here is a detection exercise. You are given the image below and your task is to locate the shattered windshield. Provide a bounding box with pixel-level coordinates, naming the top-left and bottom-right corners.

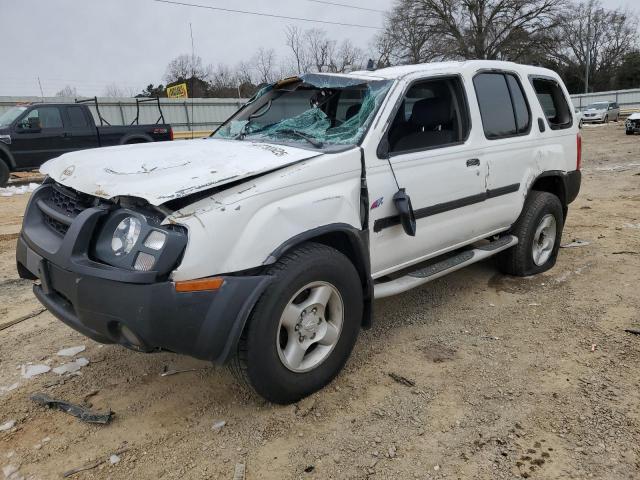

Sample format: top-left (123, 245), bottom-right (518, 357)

top-left (213, 74), bottom-right (393, 148)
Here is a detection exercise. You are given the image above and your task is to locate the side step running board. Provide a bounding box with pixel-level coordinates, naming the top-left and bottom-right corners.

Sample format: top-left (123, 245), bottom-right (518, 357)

top-left (374, 235), bottom-right (518, 299)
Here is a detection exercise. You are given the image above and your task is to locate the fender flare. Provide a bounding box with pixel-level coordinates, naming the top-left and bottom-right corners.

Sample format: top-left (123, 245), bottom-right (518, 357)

top-left (0, 144), bottom-right (16, 169)
top-left (527, 169), bottom-right (581, 207)
top-left (265, 223), bottom-right (374, 329)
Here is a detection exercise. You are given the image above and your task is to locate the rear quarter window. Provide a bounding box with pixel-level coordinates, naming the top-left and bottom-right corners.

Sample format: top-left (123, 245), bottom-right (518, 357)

top-left (530, 77), bottom-right (573, 130)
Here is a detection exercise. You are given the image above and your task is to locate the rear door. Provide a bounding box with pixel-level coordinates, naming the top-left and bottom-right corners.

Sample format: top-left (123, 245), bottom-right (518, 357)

top-left (11, 106), bottom-right (68, 168)
top-left (368, 76), bottom-right (488, 276)
top-left (62, 106), bottom-right (99, 151)
top-left (470, 71), bottom-right (537, 232)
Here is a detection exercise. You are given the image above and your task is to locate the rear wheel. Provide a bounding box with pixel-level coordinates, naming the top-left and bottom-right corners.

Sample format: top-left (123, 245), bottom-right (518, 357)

top-left (496, 191), bottom-right (564, 277)
top-left (0, 161), bottom-right (9, 188)
top-left (229, 242), bottom-right (363, 404)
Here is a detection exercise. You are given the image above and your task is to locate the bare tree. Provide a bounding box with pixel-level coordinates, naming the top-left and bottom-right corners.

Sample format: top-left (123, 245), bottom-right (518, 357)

top-left (383, 0), bottom-right (563, 62)
top-left (55, 85), bottom-right (77, 97)
top-left (305, 29), bottom-right (336, 72)
top-left (253, 48), bottom-right (278, 84)
top-left (331, 39), bottom-right (364, 73)
top-left (164, 54), bottom-right (212, 83)
top-left (285, 26), bottom-right (312, 74)
top-left (550, 0), bottom-right (639, 91)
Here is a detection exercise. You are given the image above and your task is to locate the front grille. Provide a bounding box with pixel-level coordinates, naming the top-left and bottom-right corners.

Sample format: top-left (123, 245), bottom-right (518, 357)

top-left (39, 183), bottom-right (96, 236)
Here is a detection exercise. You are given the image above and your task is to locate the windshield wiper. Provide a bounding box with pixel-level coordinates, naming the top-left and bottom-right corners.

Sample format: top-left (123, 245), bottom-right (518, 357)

top-left (275, 129), bottom-right (324, 148)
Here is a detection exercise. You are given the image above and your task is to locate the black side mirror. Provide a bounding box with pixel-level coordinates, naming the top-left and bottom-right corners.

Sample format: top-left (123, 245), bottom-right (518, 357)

top-left (537, 118), bottom-right (546, 132)
top-left (377, 137), bottom-right (390, 158)
top-left (393, 188), bottom-right (416, 236)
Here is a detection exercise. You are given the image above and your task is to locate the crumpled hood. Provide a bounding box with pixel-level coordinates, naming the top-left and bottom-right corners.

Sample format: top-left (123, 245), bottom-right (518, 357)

top-left (41, 138), bottom-right (321, 206)
top-left (627, 113), bottom-right (640, 121)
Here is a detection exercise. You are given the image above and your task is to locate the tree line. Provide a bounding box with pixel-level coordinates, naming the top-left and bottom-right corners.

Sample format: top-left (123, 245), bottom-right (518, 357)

top-left (57, 0), bottom-right (639, 99)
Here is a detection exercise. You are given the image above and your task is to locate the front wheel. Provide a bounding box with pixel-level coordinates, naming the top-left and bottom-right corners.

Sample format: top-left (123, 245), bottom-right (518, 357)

top-left (229, 242), bottom-right (363, 404)
top-left (627, 130), bottom-right (634, 136)
top-left (604, 115), bottom-right (609, 124)
top-left (496, 191), bottom-right (564, 277)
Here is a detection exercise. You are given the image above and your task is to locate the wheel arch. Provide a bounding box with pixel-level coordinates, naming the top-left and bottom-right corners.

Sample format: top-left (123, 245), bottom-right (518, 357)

top-left (120, 134), bottom-right (152, 145)
top-left (265, 223), bottom-right (374, 328)
top-left (529, 171), bottom-right (569, 218)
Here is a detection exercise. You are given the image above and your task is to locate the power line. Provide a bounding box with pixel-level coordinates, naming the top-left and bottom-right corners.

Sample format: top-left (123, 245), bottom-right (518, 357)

top-left (303, 0), bottom-right (386, 13)
top-left (151, 0), bottom-right (383, 30)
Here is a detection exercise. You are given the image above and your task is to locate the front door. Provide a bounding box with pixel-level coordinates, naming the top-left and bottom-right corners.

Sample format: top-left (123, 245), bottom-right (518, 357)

top-left (11, 106), bottom-right (67, 169)
top-left (368, 76), bottom-right (487, 277)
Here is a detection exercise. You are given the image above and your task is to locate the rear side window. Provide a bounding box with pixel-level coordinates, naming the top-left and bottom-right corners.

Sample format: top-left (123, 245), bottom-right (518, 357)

top-left (66, 107), bottom-right (89, 128)
top-left (530, 78), bottom-right (573, 130)
top-left (474, 72), bottom-right (531, 139)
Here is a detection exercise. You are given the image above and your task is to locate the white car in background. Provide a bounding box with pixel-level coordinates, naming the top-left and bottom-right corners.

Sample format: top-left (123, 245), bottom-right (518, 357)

top-left (625, 112), bottom-right (640, 135)
top-left (581, 101), bottom-right (620, 124)
top-left (575, 107), bottom-right (583, 128)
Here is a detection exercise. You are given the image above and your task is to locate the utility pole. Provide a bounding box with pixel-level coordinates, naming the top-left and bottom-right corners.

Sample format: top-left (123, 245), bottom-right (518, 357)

top-left (37, 77), bottom-right (44, 99)
top-left (585, 4), bottom-right (592, 93)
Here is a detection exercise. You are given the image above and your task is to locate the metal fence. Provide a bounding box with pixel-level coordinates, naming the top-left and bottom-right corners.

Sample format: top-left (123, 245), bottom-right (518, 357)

top-left (570, 88), bottom-right (640, 110)
top-left (2, 88), bottom-right (639, 130)
top-left (0, 96), bottom-right (247, 132)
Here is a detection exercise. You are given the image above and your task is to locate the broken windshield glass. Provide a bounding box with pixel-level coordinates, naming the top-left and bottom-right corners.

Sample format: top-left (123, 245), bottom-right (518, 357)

top-left (213, 74), bottom-right (393, 148)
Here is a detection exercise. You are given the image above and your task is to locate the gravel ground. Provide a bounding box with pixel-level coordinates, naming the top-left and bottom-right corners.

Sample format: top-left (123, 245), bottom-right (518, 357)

top-left (0, 123), bottom-right (639, 480)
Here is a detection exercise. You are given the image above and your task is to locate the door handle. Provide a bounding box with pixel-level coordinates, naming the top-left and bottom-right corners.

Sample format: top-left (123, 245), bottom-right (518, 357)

top-left (466, 158), bottom-right (480, 167)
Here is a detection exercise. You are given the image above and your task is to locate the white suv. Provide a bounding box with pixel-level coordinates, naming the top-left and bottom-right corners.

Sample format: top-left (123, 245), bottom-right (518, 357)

top-left (17, 61), bottom-right (581, 403)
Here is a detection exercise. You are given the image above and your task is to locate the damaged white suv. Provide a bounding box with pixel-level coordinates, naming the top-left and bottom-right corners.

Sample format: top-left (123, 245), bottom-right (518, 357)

top-left (17, 61), bottom-right (581, 404)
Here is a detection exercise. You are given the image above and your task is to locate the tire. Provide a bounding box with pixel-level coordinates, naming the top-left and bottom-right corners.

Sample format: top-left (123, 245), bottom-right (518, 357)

top-left (229, 242), bottom-right (363, 404)
top-left (579, 119), bottom-right (583, 129)
top-left (496, 191), bottom-right (564, 277)
top-left (604, 115), bottom-right (609, 124)
top-left (0, 160), bottom-right (9, 188)
top-left (626, 130), bottom-right (634, 136)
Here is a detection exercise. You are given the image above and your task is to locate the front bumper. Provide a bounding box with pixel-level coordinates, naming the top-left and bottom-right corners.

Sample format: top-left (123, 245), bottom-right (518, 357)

top-left (582, 115), bottom-right (605, 123)
top-left (625, 120), bottom-right (639, 132)
top-left (16, 184), bottom-right (271, 364)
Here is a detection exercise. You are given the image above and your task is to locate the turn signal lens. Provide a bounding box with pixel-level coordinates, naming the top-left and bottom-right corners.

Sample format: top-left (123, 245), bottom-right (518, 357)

top-left (134, 252), bottom-right (156, 271)
top-left (174, 277), bottom-right (224, 293)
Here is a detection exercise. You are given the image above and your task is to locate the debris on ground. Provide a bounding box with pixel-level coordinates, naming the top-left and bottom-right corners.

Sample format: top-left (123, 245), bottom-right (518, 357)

top-left (62, 446), bottom-right (129, 478)
top-left (0, 383), bottom-right (19, 396)
top-left (109, 454), bottom-right (120, 465)
top-left (2, 464), bottom-right (20, 479)
top-left (296, 396), bottom-right (317, 417)
top-left (624, 329), bottom-right (640, 336)
top-left (52, 358), bottom-right (89, 375)
top-left (0, 420), bottom-right (16, 432)
top-left (612, 251), bottom-right (639, 255)
top-left (591, 344), bottom-right (597, 352)
top-left (0, 183), bottom-right (39, 197)
top-left (561, 240), bottom-right (590, 248)
top-left (21, 364), bottom-right (51, 379)
top-left (30, 392), bottom-right (113, 424)
top-left (160, 366), bottom-right (204, 377)
top-left (212, 420), bottom-right (226, 432)
top-left (388, 372), bottom-right (416, 387)
top-left (57, 346), bottom-right (86, 357)
top-left (233, 463), bottom-right (246, 480)
top-left (0, 308), bottom-right (46, 332)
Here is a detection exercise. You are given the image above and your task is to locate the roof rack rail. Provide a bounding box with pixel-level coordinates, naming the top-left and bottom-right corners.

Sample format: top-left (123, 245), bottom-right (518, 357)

top-left (75, 97), bottom-right (111, 126)
top-left (131, 97), bottom-right (165, 125)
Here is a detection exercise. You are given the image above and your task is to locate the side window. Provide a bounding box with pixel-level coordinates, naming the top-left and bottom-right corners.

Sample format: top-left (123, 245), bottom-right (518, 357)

top-left (18, 107), bottom-right (63, 130)
top-left (67, 107), bottom-right (89, 128)
top-left (388, 77), bottom-right (470, 153)
top-left (530, 78), bottom-right (572, 130)
top-left (473, 72), bottom-right (531, 139)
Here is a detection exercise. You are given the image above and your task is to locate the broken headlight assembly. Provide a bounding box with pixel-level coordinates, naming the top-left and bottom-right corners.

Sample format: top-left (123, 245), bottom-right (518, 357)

top-left (93, 210), bottom-right (187, 275)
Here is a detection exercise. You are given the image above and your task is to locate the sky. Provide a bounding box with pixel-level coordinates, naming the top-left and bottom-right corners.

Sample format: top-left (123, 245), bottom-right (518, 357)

top-left (1, 0), bottom-right (638, 97)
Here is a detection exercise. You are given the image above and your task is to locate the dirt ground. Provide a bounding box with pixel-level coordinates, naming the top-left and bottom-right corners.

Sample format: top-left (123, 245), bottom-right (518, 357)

top-left (1, 123), bottom-right (639, 480)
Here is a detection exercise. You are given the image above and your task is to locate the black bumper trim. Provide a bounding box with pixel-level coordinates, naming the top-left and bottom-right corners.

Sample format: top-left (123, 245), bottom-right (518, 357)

top-left (18, 236), bottom-right (271, 364)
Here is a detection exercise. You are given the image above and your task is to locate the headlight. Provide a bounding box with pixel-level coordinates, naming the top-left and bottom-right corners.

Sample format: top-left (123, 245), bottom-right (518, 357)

top-left (93, 209), bottom-right (187, 276)
top-left (111, 216), bottom-right (142, 256)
